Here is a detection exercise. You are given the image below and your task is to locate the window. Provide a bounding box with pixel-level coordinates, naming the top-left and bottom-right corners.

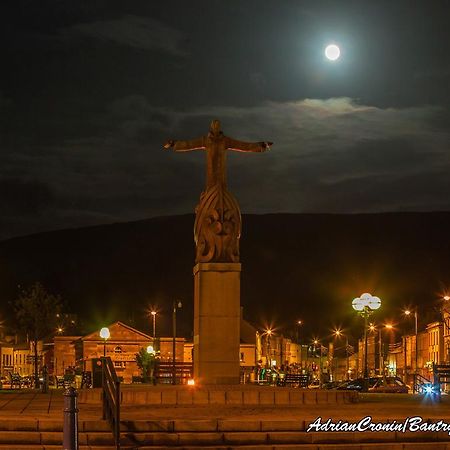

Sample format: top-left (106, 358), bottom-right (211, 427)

top-left (114, 346), bottom-right (122, 354)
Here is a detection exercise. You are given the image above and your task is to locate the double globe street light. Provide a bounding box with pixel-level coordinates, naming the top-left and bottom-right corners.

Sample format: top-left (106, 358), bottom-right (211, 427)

top-left (352, 293), bottom-right (381, 390)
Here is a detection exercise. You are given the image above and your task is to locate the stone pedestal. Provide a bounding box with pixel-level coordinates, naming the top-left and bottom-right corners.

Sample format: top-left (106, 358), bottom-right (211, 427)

top-left (193, 262), bottom-right (241, 385)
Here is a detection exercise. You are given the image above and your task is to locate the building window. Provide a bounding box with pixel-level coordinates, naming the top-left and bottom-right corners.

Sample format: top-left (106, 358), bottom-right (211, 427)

top-left (114, 346), bottom-right (122, 354)
top-left (114, 361), bottom-right (125, 368)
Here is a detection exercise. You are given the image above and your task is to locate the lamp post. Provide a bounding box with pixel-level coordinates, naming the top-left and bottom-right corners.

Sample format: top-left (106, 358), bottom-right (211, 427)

top-left (333, 329), bottom-right (347, 382)
top-left (172, 301), bottom-right (182, 385)
top-left (296, 321), bottom-right (303, 368)
top-left (382, 324), bottom-right (394, 381)
top-left (150, 310), bottom-right (157, 340)
top-left (265, 329), bottom-right (273, 368)
top-left (99, 327), bottom-right (110, 357)
top-left (313, 338), bottom-right (323, 387)
top-left (352, 293), bottom-right (381, 391)
top-left (404, 308), bottom-right (418, 382)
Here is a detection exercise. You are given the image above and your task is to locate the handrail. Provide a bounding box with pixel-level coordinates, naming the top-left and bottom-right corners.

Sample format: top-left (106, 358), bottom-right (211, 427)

top-left (101, 357), bottom-right (120, 449)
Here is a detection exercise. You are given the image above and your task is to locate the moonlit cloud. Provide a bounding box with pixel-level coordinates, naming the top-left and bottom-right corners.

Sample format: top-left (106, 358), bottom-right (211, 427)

top-left (1, 95), bottom-right (448, 239)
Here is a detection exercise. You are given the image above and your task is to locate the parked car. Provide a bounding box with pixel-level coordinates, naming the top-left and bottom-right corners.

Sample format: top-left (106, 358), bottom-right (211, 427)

top-left (336, 377), bottom-right (379, 391)
top-left (308, 379), bottom-right (321, 389)
top-left (369, 377), bottom-right (409, 393)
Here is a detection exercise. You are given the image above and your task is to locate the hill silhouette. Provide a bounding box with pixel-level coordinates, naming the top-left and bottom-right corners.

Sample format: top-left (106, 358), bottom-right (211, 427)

top-left (0, 212), bottom-right (449, 343)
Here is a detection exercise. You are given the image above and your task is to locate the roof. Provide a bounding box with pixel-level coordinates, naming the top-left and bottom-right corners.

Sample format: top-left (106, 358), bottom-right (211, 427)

top-left (80, 321), bottom-right (152, 342)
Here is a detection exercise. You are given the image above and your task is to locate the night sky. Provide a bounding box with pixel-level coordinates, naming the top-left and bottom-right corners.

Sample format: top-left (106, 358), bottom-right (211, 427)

top-left (1, 1), bottom-right (449, 240)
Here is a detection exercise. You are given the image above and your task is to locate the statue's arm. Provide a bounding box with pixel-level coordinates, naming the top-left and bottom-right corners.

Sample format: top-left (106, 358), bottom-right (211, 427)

top-left (225, 137), bottom-right (273, 153)
top-left (163, 137), bottom-right (205, 152)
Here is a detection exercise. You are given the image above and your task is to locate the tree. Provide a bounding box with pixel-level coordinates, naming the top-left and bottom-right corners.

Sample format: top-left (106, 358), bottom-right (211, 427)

top-left (135, 348), bottom-right (156, 383)
top-left (14, 282), bottom-right (62, 387)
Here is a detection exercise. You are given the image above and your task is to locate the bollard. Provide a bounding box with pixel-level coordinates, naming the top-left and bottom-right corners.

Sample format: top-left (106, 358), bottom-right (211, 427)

top-left (63, 386), bottom-right (79, 450)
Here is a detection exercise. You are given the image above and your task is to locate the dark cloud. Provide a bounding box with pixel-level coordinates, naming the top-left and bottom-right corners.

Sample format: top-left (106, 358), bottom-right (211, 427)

top-left (0, 2), bottom-right (449, 238)
top-left (62, 15), bottom-right (188, 56)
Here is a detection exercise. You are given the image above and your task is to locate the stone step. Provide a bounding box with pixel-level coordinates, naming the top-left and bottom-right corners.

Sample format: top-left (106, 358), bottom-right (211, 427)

top-left (1, 429), bottom-right (450, 447)
top-left (0, 443), bottom-right (450, 450)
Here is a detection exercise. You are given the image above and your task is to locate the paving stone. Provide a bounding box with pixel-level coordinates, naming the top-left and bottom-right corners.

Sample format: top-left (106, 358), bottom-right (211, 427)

top-left (311, 431), bottom-right (356, 444)
top-left (86, 432), bottom-right (115, 445)
top-left (223, 431), bottom-right (269, 445)
top-left (174, 419), bottom-right (218, 432)
top-left (130, 432), bottom-right (179, 446)
top-left (275, 390), bottom-right (290, 405)
top-left (226, 391), bottom-right (243, 405)
top-left (177, 431), bottom-right (224, 446)
top-left (243, 389), bottom-right (259, 404)
top-left (0, 420), bottom-right (38, 431)
top-left (120, 419), bottom-right (173, 432)
top-left (209, 390), bottom-right (226, 404)
top-left (360, 445), bottom-right (403, 450)
top-left (355, 431), bottom-right (397, 442)
top-left (161, 389), bottom-right (177, 404)
top-left (177, 390), bottom-right (193, 405)
top-left (262, 420), bottom-right (304, 431)
top-left (37, 421), bottom-right (62, 432)
top-left (316, 391), bottom-right (328, 404)
top-left (82, 420), bottom-right (110, 432)
top-left (193, 390), bottom-right (209, 404)
top-left (260, 390), bottom-right (275, 404)
top-left (289, 390), bottom-right (304, 404)
top-left (0, 431), bottom-right (41, 444)
top-left (146, 390), bottom-right (162, 404)
top-left (218, 419), bottom-right (261, 432)
top-left (304, 391), bottom-right (318, 404)
top-left (268, 431), bottom-right (313, 444)
top-left (403, 443), bottom-right (448, 450)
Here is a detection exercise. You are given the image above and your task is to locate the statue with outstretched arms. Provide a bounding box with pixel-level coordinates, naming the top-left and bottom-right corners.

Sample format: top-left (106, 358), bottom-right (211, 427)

top-left (164, 119), bottom-right (272, 263)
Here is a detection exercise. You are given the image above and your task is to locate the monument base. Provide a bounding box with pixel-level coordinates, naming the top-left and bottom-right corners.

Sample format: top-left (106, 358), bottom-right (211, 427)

top-left (193, 262), bottom-right (241, 385)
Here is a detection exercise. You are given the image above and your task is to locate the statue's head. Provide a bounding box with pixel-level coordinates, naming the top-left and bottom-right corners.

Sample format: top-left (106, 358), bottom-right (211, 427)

top-left (209, 119), bottom-right (222, 136)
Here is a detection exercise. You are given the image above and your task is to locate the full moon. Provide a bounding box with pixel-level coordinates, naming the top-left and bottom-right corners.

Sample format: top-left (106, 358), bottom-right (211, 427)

top-left (325, 44), bottom-right (340, 61)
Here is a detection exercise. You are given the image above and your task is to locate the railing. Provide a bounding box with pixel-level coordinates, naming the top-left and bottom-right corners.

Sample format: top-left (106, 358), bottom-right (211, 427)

top-left (101, 357), bottom-right (121, 449)
top-left (156, 362), bottom-right (193, 384)
top-left (413, 373), bottom-right (432, 393)
top-left (433, 363), bottom-right (450, 398)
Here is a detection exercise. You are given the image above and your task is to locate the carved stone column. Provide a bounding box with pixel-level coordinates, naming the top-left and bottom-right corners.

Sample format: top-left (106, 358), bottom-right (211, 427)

top-left (193, 262), bottom-right (241, 384)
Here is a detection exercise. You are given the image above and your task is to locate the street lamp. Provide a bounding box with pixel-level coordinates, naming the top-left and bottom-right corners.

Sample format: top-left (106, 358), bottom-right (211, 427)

top-left (99, 327), bottom-right (110, 357)
top-left (404, 308), bottom-right (418, 382)
top-left (296, 320), bottom-right (303, 344)
top-left (150, 310), bottom-right (157, 340)
top-left (382, 323), bottom-right (394, 380)
top-left (172, 301), bottom-right (182, 385)
top-left (312, 338), bottom-right (323, 387)
top-left (264, 328), bottom-right (273, 368)
top-left (352, 293), bottom-right (381, 390)
top-left (333, 329), bottom-right (349, 381)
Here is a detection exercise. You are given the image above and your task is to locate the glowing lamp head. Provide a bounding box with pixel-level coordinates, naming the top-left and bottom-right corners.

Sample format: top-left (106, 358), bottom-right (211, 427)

top-left (187, 378), bottom-right (195, 386)
top-left (147, 345), bottom-right (155, 354)
top-left (385, 323), bottom-right (394, 330)
top-left (151, 310), bottom-right (157, 316)
top-left (404, 310), bottom-right (411, 316)
top-left (368, 296), bottom-right (381, 310)
top-left (352, 297), bottom-right (364, 311)
top-left (444, 296), bottom-right (450, 301)
top-left (100, 327), bottom-right (110, 340)
top-left (325, 44), bottom-right (340, 61)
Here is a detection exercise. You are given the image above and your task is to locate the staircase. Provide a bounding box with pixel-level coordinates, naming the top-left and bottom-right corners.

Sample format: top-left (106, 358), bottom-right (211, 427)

top-left (413, 373), bottom-right (433, 394)
top-left (1, 417), bottom-right (450, 449)
top-left (434, 363), bottom-right (450, 393)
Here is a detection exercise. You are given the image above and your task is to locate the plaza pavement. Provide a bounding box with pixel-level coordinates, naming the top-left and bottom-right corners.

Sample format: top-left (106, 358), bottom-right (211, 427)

top-left (1, 389), bottom-right (450, 448)
top-left (0, 389), bottom-right (449, 422)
